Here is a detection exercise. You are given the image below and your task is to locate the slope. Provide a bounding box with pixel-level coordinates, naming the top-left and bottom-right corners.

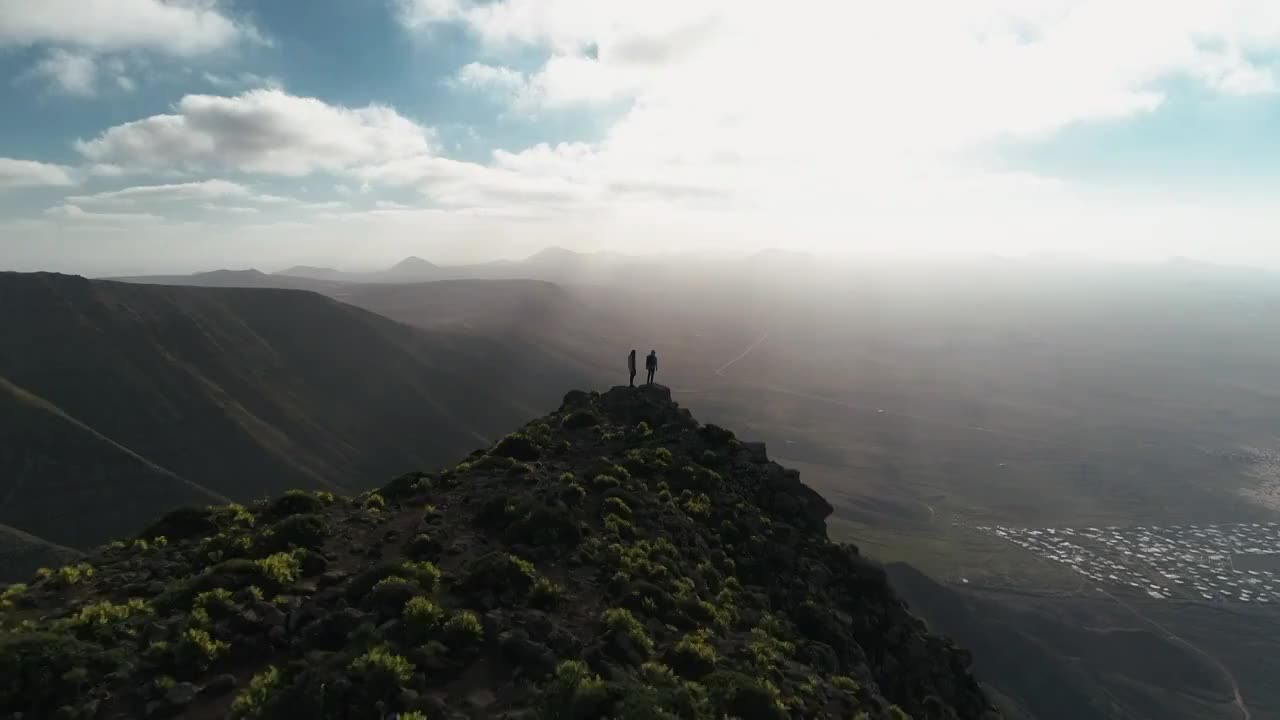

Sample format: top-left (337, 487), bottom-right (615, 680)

top-left (0, 523), bottom-right (80, 586)
top-left (0, 384), bottom-right (998, 720)
top-left (883, 563), bottom-right (1240, 720)
top-left (0, 273), bottom-right (594, 563)
top-left (0, 375), bottom-right (227, 553)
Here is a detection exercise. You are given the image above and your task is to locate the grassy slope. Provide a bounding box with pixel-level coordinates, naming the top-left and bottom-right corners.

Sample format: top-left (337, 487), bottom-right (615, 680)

top-left (0, 375), bottom-right (226, 553)
top-left (0, 273), bottom-right (596, 562)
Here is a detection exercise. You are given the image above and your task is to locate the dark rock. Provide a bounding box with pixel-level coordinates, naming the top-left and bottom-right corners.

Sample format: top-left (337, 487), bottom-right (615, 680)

top-left (740, 441), bottom-right (768, 462)
top-left (137, 506), bottom-right (217, 541)
top-left (202, 674), bottom-right (238, 696)
top-left (165, 682), bottom-right (197, 707)
top-left (317, 569), bottom-right (349, 588)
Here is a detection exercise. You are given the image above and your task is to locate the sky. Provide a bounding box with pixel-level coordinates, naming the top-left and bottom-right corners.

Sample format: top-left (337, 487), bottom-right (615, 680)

top-left (1, 0), bottom-right (1279, 274)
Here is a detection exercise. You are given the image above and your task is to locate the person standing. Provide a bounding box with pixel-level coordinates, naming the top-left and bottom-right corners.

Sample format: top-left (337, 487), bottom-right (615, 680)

top-left (627, 349), bottom-right (637, 387)
top-left (645, 349), bottom-right (658, 385)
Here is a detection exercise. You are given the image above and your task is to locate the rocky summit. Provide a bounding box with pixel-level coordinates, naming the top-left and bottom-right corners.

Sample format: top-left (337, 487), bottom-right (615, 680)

top-left (0, 385), bottom-right (998, 720)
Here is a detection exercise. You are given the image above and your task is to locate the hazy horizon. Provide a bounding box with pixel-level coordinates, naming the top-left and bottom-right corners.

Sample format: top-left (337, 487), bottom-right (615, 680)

top-left (4, 1), bottom-right (1280, 275)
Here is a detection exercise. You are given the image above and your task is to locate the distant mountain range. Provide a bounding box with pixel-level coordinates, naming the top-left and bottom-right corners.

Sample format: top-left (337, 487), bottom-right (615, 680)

top-left (0, 272), bottom-right (604, 577)
top-left (113, 246), bottom-right (816, 291)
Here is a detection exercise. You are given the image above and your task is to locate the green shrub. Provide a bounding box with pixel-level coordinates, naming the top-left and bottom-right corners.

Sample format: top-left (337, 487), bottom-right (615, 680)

top-left (405, 533), bottom-right (442, 561)
top-left (369, 577), bottom-right (416, 616)
top-left (263, 490), bottom-right (323, 520)
top-left (705, 671), bottom-right (787, 720)
top-left (473, 454), bottom-right (515, 472)
top-left (364, 493), bottom-right (387, 511)
top-left (561, 410), bottom-right (601, 429)
top-left (344, 562), bottom-right (410, 604)
top-left (350, 646), bottom-right (414, 701)
top-left (175, 627), bottom-right (228, 672)
top-left (601, 607), bottom-right (654, 657)
top-left (255, 553), bottom-right (302, 585)
top-left (682, 493), bottom-right (712, 518)
top-left (492, 432), bottom-right (541, 460)
top-left (212, 503), bottom-right (257, 530)
top-left (67, 598), bottom-right (151, 631)
top-left (230, 666), bottom-right (284, 719)
top-left (443, 611), bottom-right (484, 648)
top-left (670, 629), bottom-right (718, 678)
top-left (403, 596), bottom-right (445, 641)
top-left (401, 561), bottom-right (443, 592)
top-left (0, 583), bottom-right (28, 611)
top-left (529, 577), bottom-right (565, 609)
top-left (460, 552), bottom-right (537, 600)
top-left (747, 628), bottom-right (794, 671)
top-left (603, 496), bottom-right (633, 518)
top-left (561, 482), bottom-right (587, 505)
top-left (832, 675), bottom-right (861, 694)
top-left (537, 660), bottom-right (609, 719)
top-left (263, 513), bottom-right (330, 551)
top-left (604, 513), bottom-right (635, 539)
top-left (193, 588), bottom-right (237, 619)
top-left (54, 563), bottom-right (94, 587)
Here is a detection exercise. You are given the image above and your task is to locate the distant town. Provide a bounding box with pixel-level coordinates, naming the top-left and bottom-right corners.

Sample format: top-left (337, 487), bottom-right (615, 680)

top-left (980, 522), bottom-right (1280, 603)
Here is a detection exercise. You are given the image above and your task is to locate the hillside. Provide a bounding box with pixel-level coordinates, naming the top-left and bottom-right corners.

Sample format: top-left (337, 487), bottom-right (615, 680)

top-left (0, 523), bottom-right (79, 585)
top-left (0, 385), bottom-right (997, 719)
top-left (883, 563), bottom-right (1241, 720)
top-left (0, 273), bottom-right (600, 575)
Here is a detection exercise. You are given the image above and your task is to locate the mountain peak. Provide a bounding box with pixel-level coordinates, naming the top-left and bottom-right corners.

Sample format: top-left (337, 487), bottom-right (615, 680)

top-left (1, 385), bottom-right (996, 720)
top-left (390, 255), bottom-right (437, 271)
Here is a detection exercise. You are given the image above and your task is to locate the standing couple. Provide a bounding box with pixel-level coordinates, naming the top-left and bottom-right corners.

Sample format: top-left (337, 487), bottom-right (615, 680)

top-left (628, 349), bottom-right (658, 386)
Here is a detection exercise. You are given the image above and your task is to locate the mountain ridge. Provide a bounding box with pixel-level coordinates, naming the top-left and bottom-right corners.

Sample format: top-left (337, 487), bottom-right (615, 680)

top-left (0, 384), bottom-right (998, 719)
top-left (0, 272), bottom-right (599, 571)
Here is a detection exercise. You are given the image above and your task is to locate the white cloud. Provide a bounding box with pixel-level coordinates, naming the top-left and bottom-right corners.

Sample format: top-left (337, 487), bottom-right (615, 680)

top-left (200, 203), bottom-right (258, 214)
top-left (0, 0), bottom-right (253, 56)
top-left (203, 71), bottom-right (283, 91)
top-left (75, 89), bottom-right (434, 176)
top-left (67, 179), bottom-right (251, 204)
top-left (400, 0), bottom-right (1280, 233)
top-left (24, 49), bottom-right (98, 96)
top-left (43, 203), bottom-right (161, 223)
top-left (0, 158), bottom-right (76, 189)
top-left (451, 62), bottom-right (527, 94)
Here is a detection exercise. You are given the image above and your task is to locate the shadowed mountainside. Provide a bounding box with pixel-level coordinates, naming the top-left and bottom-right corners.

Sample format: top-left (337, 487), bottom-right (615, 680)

top-left (0, 385), bottom-right (998, 719)
top-left (883, 563), bottom-right (1240, 720)
top-left (0, 273), bottom-right (602, 572)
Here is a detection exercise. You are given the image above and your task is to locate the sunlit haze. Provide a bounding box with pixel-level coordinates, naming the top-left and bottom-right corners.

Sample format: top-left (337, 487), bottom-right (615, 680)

top-left (2, 0), bottom-right (1280, 274)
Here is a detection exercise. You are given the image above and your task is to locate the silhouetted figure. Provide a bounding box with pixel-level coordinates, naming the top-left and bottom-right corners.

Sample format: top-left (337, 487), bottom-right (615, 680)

top-left (645, 349), bottom-right (657, 385)
top-left (627, 349), bottom-right (637, 387)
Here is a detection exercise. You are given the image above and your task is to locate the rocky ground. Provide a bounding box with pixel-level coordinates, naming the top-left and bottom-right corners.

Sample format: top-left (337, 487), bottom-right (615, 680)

top-left (0, 384), bottom-right (998, 719)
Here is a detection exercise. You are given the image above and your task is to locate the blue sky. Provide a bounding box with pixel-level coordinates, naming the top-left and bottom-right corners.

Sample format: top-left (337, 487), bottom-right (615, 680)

top-left (2, 0), bottom-right (1280, 274)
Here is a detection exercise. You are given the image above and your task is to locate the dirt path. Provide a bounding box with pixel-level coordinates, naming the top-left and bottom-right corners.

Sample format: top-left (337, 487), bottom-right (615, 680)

top-left (1097, 588), bottom-right (1251, 720)
top-left (712, 331), bottom-right (769, 376)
